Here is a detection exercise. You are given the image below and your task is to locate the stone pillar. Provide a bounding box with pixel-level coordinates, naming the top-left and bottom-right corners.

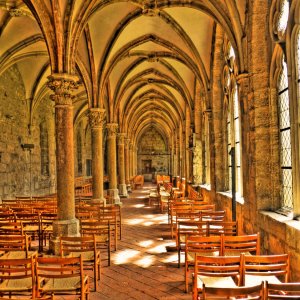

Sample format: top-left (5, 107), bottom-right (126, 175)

top-left (47, 73), bottom-right (80, 254)
top-left (89, 108), bottom-right (106, 204)
top-left (118, 133), bottom-right (128, 197)
top-left (124, 138), bottom-right (131, 192)
top-left (106, 123), bottom-right (120, 204)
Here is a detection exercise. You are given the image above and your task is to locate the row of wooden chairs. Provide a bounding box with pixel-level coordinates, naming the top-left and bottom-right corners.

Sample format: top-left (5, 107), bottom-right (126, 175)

top-left (200, 281), bottom-right (300, 300)
top-left (0, 255), bottom-right (89, 300)
top-left (193, 253), bottom-right (291, 299)
top-left (184, 233), bottom-right (260, 291)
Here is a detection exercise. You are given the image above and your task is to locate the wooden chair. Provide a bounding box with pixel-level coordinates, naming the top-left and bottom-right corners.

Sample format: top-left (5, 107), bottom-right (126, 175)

top-left (192, 254), bottom-right (244, 300)
top-left (243, 253), bottom-right (290, 287)
top-left (200, 210), bottom-right (226, 222)
top-left (185, 235), bottom-right (223, 293)
top-left (36, 256), bottom-right (89, 300)
top-left (60, 236), bottom-right (101, 291)
top-left (202, 282), bottom-right (264, 300)
top-left (0, 234), bottom-right (31, 258)
top-left (80, 219), bottom-right (111, 266)
top-left (0, 257), bottom-right (36, 298)
top-left (0, 220), bottom-right (24, 235)
top-left (222, 233), bottom-right (260, 256)
top-left (176, 220), bottom-right (208, 267)
top-left (266, 281), bottom-right (300, 299)
top-left (207, 220), bottom-right (239, 236)
top-left (39, 212), bottom-right (57, 252)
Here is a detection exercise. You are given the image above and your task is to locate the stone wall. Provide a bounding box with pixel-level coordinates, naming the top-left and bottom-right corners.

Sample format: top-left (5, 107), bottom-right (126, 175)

top-left (0, 66), bottom-right (56, 198)
top-left (137, 127), bottom-right (169, 176)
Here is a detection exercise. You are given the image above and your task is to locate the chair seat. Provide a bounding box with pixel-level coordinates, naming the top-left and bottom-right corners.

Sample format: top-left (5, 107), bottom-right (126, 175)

top-left (0, 278), bottom-right (32, 290)
top-left (95, 235), bottom-right (108, 243)
top-left (42, 277), bottom-right (83, 291)
top-left (245, 274), bottom-right (282, 286)
top-left (224, 250), bottom-right (252, 256)
top-left (67, 251), bottom-right (95, 261)
top-left (197, 275), bottom-right (237, 288)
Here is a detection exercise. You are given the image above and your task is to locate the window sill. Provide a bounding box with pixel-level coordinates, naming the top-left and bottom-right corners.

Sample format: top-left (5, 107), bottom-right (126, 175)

top-left (259, 210), bottom-right (300, 230)
top-left (217, 191), bottom-right (245, 205)
top-left (199, 183), bottom-right (211, 191)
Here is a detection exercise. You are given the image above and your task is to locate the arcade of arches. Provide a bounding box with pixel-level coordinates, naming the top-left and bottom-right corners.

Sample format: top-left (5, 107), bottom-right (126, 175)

top-left (0, 0), bottom-right (300, 280)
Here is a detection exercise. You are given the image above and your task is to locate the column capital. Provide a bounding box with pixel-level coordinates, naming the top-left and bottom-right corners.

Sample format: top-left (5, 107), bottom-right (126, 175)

top-left (89, 108), bottom-right (106, 129)
top-left (106, 123), bottom-right (118, 137)
top-left (125, 138), bottom-right (131, 148)
top-left (118, 133), bottom-right (126, 145)
top-left (236, 72), bottom-right (250, 84)
top-left (47, 73), bottom-right (80, 106)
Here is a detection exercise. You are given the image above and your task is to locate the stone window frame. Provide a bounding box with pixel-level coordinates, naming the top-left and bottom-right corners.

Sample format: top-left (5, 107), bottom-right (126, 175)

top-left (222, 42), bottom-right (243, 198)
top-left (269, 1), bottom-right (300, 218)
top-left (39, 121), bottom-right (49, 176)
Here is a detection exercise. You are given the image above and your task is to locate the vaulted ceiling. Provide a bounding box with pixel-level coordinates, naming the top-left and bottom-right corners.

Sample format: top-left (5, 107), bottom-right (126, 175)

top-left (0, 0), bottom-right (247, 146)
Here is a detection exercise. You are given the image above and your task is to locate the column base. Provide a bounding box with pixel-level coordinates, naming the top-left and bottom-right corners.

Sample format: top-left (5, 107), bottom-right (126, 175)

top-left (119, 183), bottom-right (128, 198)
top-left (108, 188), bottom-right (121, 205)
top-left (91, 197), bottom-right (107, 206)
top-left (49, 218), bottom-right (80, 255)
top-left (127, 184), bottom-right (132, 193)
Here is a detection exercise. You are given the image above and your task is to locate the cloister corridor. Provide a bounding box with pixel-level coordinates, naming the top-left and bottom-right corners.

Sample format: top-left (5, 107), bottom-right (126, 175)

top-left (91, 183), bottom-right (191, 300)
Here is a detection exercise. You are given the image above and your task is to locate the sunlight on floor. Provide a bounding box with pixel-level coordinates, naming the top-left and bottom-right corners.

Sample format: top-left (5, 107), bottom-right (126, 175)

top-left (135, 255), bottom-right (155, 268)
top-left (132, 204), bottom-right (145, 208)
top-left (113, 249), bottom-right (140, 264)
top-left (162, 253), bottom-right (179, 264)
top-left (138, 240), bottom-right (154, 247)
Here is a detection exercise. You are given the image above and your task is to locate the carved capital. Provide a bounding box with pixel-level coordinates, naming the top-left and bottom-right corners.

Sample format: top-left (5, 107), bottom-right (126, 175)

top-left (125, 138), bottom-right (131, 148)
top-left (9, 9), bottom-right (28, 17)
top-left (47, 74), bottom-right (80, 106)
top-left (118, 133), bottom-right (126, 145)
top-left (89, 108), bottom-right (106, 129)
top-left (106, 123), bottom-right (118, 137)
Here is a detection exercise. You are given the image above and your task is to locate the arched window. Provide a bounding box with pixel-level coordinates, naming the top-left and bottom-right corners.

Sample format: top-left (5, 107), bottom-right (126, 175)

top-left (40, 122), bottom-right (49, 176)
top-left (77, 132), bottom-right (83, 175)
top-left (223, 43), bottom-right (242, 196)
top-left (278, 56), bottom-right (292, 209)
top-left (203, 113), bottom-right (210, 184)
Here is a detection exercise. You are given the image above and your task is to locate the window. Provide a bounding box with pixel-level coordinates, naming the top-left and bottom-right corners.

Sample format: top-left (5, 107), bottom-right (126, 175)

top-left (203, 113), bottom-right (210, 184)
top-left (278, 57), bottom-right (293, 209)
top-left (77, 132), bottom-right (83, 175)
top-left (223, 42), bottom-right (242, 196)
top-left (40, 122), bottom-right (49, 176)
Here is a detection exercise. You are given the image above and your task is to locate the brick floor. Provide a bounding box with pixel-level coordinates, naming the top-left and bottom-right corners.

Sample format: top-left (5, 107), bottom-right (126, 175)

top-left (41, 183), bottom-right (192, 300)
top-left (93, 183), bottom-right (191, 299)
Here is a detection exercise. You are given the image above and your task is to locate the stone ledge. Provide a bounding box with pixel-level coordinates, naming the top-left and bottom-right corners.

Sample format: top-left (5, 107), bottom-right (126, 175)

top-left (260, 210), bottom-right (300, 230)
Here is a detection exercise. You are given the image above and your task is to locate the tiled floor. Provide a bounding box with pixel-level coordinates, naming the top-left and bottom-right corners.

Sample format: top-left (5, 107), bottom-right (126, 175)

top-left (91, 183), bottom-right (191, 299)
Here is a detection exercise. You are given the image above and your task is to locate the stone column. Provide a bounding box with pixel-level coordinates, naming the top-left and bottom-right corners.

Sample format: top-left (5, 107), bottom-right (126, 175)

top-left (124, 138), bottom-right (131, 192)
top-left (106, 123), bottom-right (120, 204)
top-left (47, 73), bottom-right (80, 254)
top-left (118, 133), bottom-right (128, 197)
top-left (89, 108), bottom-right (106, 204)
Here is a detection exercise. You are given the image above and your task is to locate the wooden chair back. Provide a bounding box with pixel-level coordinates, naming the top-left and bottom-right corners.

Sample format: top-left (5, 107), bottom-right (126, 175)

top-left (60, 235), bottom-right (101, 291)
top-left (207, 220), bottom-right (239, 236)
top-left (0, 234), bottom-right (29, 254)
top-left (222, 233), bottom-right (260, 256)
top-left (80, 219), bottom-right (111, 265)
top-left (266, 281), bottom-right (300, 299)
top-left (0, 220), bottom-right (24, 235)
top-left (0, 257), bottom-right (35, 298)
top-left (185, 235), bottom-right (223, 292)
top-left (202, 282), bottom-right (264, 300)
top-left (200, 210), bottom-right (226, 222)
top-left (193, 254), bottom-right (244, 299)
top-left (36, 256), bottom-right (89, 299)
top-left (243, 253), bottom-right (290, 286)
